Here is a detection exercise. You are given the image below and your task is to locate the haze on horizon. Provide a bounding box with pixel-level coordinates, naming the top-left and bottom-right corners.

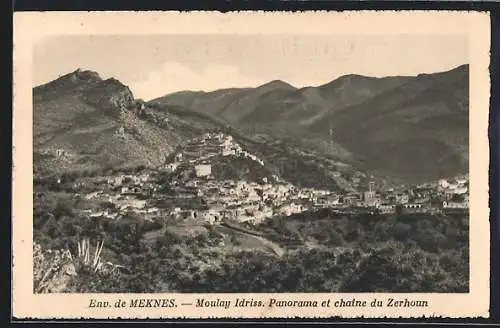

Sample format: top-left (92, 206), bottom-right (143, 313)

top-left (34, 34), bottom-right (468, 101)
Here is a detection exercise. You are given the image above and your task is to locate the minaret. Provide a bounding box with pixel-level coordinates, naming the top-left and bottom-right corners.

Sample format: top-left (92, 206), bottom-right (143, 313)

top-left (329, 121), bottom-right (334, 149)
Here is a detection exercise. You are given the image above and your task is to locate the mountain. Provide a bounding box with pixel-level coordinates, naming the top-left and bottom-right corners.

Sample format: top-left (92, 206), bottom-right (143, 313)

top-left (33, 69), bottom-right (225, 177)
top-left (159, 131), bottom-right (377, 193)
top-left (34, 69), bottom-right (367, 192)
top-left (307, 65), bottom-right (469, 183)
top-left (152, 65), bottom-right (469, 184)
top-left (35, 65), bottom-right (469, 185)
top-left (151, 79), bottom-right (297, 124)
top-left (152, 75), bottom-right (411, 129)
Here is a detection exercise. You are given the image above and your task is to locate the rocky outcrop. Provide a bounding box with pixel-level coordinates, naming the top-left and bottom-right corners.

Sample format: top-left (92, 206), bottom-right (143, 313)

top-left (34, 69), bottom-right (103, 101)
top-left (33, 243), bottom-right (77, 293)
top-left (82, 78), bottom-right (135, 110)
top-left (72, 68), bottom-right (102, 84)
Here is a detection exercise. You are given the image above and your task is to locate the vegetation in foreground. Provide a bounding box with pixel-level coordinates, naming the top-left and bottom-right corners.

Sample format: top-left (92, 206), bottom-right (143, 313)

top-left (34, 188), bottom-right (469, 293)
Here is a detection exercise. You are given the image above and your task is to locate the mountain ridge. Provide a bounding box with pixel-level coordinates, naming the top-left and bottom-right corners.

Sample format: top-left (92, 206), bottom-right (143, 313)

top-left (33, 64), bottom-right (469, 185)
top-left (152, 64), bottom-right (469, 184)
top-left (33, 69), bottom-right (230, 177)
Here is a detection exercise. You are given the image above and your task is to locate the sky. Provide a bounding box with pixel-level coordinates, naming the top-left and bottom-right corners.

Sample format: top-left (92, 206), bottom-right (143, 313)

top-left (33, 34), bottom-right (468, 101)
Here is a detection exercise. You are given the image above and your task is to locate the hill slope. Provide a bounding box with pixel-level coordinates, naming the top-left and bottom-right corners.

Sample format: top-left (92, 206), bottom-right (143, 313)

top-left (153, 65), bottom-right (469, 184)
top-left (33, 69), bottom-right (224, 177)
top-left (307, 65), bottom-right (469, 183)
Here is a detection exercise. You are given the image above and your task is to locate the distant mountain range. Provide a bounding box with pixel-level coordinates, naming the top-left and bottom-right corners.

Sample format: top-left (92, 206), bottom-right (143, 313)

top-left (33, 64), bottom-right (469, 186)
top-left (152, 65), bottom-right (469, 184)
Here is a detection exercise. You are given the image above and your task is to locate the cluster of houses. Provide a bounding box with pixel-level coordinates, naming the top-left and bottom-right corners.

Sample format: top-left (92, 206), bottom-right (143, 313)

top-left (38, 147), bottom-right (74, 160)
top-left (165, 133), bottom-right (266, 174)
top-left (106, 173), bottom-right (157, 196)
top-left (74, 165), bottom-right (469, 227)
top-left (168, 176), bottom-right (338, 225)
top-left (340, 176), bottom-right (470, 214)
top-left (70, 131), bottom-right (469, 226)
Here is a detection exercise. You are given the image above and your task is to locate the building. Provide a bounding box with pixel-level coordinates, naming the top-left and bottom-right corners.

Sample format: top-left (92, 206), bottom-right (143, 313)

top-left (377, 204), bottom-right (396, 214)
top-left (165, 163), bottom-right (179, 173)
top-left (363, 181), bottom-right (379, 207)
top-left (55, 148), bottom-right (66, 157)
top-left (444, 189), bottom-right (456, 201)
top-left (439, 179), bottom-right (450, 189)
top-left (442, 200), bottom-right (468, 209)
top-left (278, 203), bottom-right (303, 216)
top-left (412, 187), bottom-right (433, 198)
top-left (325, 194), bottom-right (340, 206)
top-left (342, 193), bottom-right (361, 206)
top-left (222, 148), bottom-right (236, 156)
top-left (194, 164), bottom-right (212, 178)
top-left (395, 193), bottom-right (409, 204)
top-left (401, 203), bottom-right (427, 213)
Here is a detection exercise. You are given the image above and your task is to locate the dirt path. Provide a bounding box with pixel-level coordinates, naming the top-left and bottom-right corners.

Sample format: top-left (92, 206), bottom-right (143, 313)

top-left (219, 224), bottom-right (285, 257)
top-left (250, 234), bottom-right (285, 257)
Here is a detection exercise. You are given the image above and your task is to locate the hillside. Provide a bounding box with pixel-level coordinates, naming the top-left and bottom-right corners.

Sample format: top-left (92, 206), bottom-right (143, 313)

top-left (34, 65), bottom-right (469, 184)
top-left (153, 65), bottom-right (469, 184)
top-left (307, 65), bottom-right (469, 183)
top-left (33, 69), bottom-right (225, 177)
top-left (152, 75), bottom-right (411, 128)
top-left (33, 69), bottom-right (365, 191)
top-left (160, 131), bottom-right (369, 193)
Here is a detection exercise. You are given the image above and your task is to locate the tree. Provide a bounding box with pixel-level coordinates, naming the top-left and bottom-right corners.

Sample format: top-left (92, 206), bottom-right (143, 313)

top-left (391, 222), bottom-right (411, 241)
top-left (328, 231), bottom-right (345, 246)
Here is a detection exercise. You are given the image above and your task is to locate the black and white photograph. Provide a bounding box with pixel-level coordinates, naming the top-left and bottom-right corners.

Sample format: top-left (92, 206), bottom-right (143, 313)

top-left (12, 11), bottom-right (491, 320)
top-left (31, 33), bottom-right (471, 294)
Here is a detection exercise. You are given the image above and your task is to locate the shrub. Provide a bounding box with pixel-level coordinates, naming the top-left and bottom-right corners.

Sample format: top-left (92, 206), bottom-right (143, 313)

top-left (33, 242), bottom-right (76, 293)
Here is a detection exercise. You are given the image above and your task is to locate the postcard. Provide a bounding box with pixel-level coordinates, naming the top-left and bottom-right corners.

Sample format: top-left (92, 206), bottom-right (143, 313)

top-left (12, 10), bottom-right (491, 319)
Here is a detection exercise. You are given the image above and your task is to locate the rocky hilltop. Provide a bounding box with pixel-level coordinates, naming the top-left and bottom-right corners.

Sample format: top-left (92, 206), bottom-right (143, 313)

top-left (81, 77), bottom-right (135, 110)
top-left (33, 69), bottom-right (224, 177)
top-left (34, 69), bottom-right (369, 192)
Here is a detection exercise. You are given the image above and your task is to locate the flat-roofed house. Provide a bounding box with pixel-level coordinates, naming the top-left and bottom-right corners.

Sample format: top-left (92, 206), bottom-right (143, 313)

top-left (194, 164), bottom-right (211, 178)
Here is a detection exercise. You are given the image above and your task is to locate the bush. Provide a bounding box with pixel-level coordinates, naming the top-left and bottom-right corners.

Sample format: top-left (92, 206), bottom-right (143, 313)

top-left (33, 242), bottom-right (76, 293)
top-left (33, 183), bottom-right (469, 293)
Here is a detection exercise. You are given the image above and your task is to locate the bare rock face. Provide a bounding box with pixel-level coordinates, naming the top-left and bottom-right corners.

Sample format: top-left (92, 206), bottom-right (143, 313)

top-left (73, 68), bottom-right (102, 84)
top-left (82, 78), bottom-right (135, 110)
top-left (109, 88), bottom-right (135, 109)
top-left (33, 68), bottom-right (103, 102)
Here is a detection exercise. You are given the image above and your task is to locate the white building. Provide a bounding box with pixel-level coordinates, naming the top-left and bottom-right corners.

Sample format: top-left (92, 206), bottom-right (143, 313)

top-left (438, 179), bottom-right (449, 189)
top-left (443, 201), bottom-right (468, 209)
top-left (395, 193), bottom-right (409, 204)
top-left (194, 164), bottom-right (212, 177)
top-left (403, 203), bottom-right (424, 209)
top-left (377, 204), bottom-right (396, 214)
top-left (278, 203), bottom-right (303, 216)
top-left (222, 148), bottom-right (236, 156)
